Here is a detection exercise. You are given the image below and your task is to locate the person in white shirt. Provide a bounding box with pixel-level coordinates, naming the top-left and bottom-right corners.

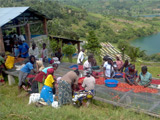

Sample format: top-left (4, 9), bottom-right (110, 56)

top-left (18, 34), bottom-right (25, 42)
top-left (82, 71), bottom-right (95, 92)
top-left (77, 49), bottom-right (85, 64)
top-left (83, 55), bottom-right (94, 76)
top-left (103, 58), bottom-right (116, 79)
top-left (29, 43), bottom-right (39, 58)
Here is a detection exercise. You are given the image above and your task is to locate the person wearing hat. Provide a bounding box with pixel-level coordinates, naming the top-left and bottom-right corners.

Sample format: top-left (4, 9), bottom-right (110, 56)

top-left (40, 68), bottom-right (55, 104)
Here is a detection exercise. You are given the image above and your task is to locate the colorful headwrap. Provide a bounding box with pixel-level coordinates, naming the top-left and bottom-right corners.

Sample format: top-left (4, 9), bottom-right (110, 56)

top-left (46, 68), bottom-right (54, 77)
top-left (128, 65), bottom-right (135, 72)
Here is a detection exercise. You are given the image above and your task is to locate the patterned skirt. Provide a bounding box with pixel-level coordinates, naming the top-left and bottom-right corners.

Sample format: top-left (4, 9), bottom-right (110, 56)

top-left (58, 80), bottom-right (72, 106)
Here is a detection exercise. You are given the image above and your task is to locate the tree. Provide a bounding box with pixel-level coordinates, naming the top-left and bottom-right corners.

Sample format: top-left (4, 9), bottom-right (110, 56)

top-left (62, 44), bottom-right (76, 63)
top-left (84, 31), bottom-right (101, 55)
top-left (117, 40), bottom-right (129, 60)
top-left (127, 47), bottom-right (140, 62)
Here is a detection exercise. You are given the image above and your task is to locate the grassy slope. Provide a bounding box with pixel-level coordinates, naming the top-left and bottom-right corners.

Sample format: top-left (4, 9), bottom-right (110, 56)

top-left (72, 12), bottom-right (160, 42)
top-left (0, 84), bottom-right (159, 120)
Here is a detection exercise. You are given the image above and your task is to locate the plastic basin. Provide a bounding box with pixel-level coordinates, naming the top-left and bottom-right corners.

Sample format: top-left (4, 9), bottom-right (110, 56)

top-left (69, 64), bottom-right (78, 69)
top-left (114, 73), bottom-right (123, 78)
top-left (105, 79), bottom-right (118, 87)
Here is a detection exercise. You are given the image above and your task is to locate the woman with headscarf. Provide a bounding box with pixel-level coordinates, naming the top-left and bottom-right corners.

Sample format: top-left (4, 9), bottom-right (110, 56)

top-left (40, 68), bottom-right (55, 105)
top-left (57, 69), bottom-right (80, 106)
top-left (29, 63), bottom-right (58, 94)
top-left (125, 64), bottom-right (138, 85)
top-left (116, 55), bottom-right (123, 72)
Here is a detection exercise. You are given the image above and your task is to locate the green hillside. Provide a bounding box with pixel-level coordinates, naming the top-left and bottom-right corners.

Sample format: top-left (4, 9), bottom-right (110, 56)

top-left (56, 0), bottom-right (160, 16)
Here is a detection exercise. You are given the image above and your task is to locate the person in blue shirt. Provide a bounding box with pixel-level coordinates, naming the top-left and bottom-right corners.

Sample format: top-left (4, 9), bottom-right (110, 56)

top-left (137, 66), bottom-right (152, 88)
top-left (18, 40), bottom-right (29, 58)
top-left (18, 55), bottom-right (36, 94)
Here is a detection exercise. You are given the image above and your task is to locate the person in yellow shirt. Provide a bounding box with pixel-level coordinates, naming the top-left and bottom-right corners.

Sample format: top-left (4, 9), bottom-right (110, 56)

top-left (44, 73), bottom-right (54, 88)
top-left (40, 68), bottom-right (55, 104)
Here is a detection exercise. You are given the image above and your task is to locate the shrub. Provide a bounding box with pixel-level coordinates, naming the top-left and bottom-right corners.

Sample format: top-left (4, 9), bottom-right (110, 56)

top-left (62, 44), bottom-right (76, 63)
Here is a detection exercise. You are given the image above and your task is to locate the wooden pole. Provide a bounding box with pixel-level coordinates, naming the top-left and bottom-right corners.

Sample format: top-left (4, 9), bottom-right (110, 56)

top-left (25, 23), bottom-right (31, 46)
top-left (0, 27), bottom-right (5, 53)
top-left (43, 18), bottom-right (48, 35)
top-left (77, 42), bottom-right (80, 53)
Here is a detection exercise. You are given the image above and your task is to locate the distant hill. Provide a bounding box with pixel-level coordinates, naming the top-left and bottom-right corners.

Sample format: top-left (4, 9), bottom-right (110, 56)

top-left (55, 0), bottom-right (160, 16)
top-left (0, 0), bottom-right (160, 43)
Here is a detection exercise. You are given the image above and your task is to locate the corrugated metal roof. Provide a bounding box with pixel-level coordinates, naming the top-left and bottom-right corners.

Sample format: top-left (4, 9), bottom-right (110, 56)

top-left (0, 7), bottom-right (51, 27)
top-left (0, 7), bottom-right (29, 27)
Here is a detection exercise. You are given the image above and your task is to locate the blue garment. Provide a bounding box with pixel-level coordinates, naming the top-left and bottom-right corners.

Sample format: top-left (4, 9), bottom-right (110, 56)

top-left (14, 44), bottom-right (19, 57)
top-left (124, 67), bottom-right (129, 73)
top-left (20, 62), bottom-right (33, 73)
top-left (18, 42), bottom-right (29, 58)
top-left (40, 85), bottom-right (54, 104)
top-left (42, 66), bottom-right (52, 74)
top-left (14, 48), bottom-right (19, 57)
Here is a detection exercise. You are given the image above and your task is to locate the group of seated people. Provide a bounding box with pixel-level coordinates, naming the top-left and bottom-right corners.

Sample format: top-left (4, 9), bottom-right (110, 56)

top-left (77, 49), bottom-right (153, 88)
top-left (103, 55), bottom-right (152, 87)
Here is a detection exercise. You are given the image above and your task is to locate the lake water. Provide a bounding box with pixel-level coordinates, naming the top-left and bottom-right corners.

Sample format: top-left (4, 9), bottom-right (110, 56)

top-left (134, 14), bottom-right (160, 17)
top-left (130, 32), bottom-right (160, 55)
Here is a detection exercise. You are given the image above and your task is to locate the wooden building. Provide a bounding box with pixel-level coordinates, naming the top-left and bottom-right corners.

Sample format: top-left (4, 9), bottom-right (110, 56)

top-left (49, 36), bottom-right (83, 53)
top-left (0, 7), bottom-right (50, 53)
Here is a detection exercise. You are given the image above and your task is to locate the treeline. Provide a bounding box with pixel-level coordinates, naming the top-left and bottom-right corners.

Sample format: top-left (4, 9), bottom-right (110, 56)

top-left (0, 0), bottom-right (160, 43)
top-left (55, 0), bottom-right (160, 16)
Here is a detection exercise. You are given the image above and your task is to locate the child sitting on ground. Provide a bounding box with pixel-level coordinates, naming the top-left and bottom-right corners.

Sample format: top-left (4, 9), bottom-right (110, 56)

top-left (137, 66), bottom-right (152, 88)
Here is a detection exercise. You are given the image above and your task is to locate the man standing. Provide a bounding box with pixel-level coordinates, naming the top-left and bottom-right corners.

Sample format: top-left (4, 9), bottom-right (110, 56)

top-left (83, 55), bottom-right (93, 76)
top-left (55, 48), bottom-right (62, 61)
top-left (18, 40), bottom-right (29, 58)
top-left (29, 43), bottom-right (39, 58)
top-left (77, 49), bottom-right (85, 65)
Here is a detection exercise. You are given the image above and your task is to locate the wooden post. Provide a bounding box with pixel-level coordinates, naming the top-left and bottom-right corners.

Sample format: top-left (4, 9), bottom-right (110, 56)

top-left (43, 18), bottom-right (48, 35)
top-left (16, 21), bottom-right (21, 35)
top-left (77, 42), bottom-right (80, 53)
top-left (0, 27), bottom-right (5, 53)
top-left (25, 23), bottom-right (31, 46)
top-left (16, 27), bottom-right (21, 35)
